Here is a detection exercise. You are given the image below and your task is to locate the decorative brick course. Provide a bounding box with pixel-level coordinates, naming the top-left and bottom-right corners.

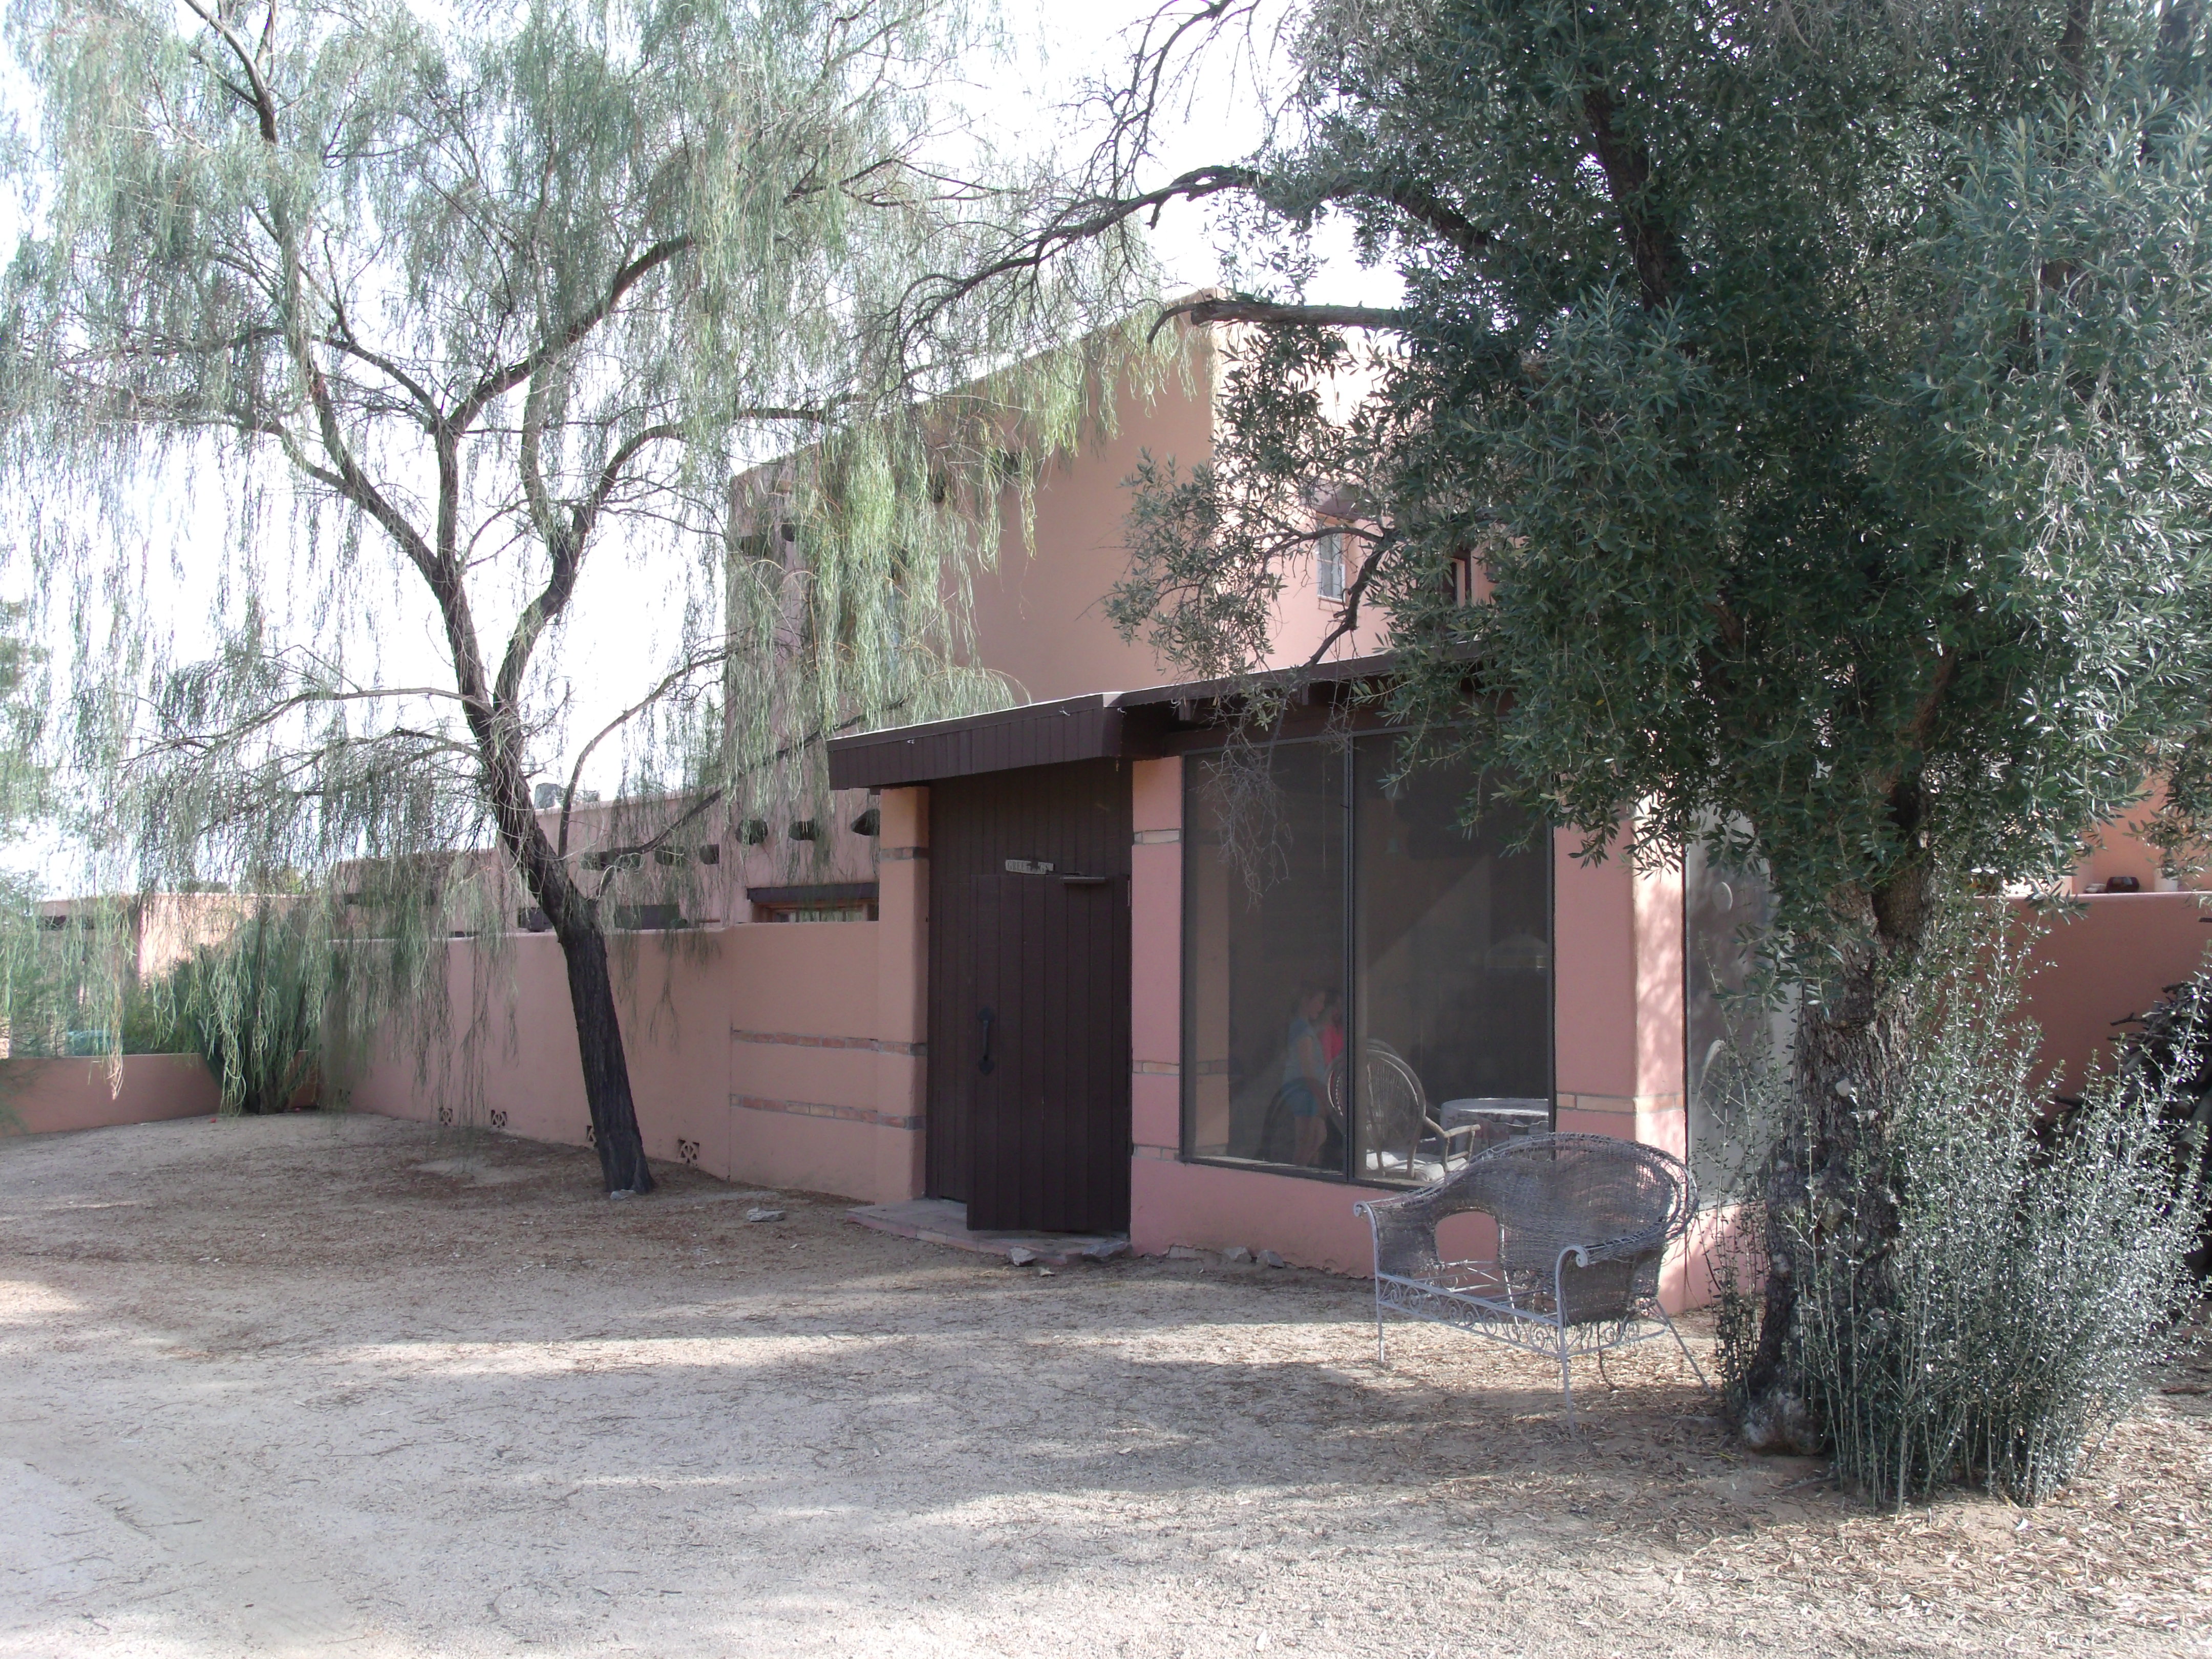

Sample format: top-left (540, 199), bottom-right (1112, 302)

top-left (730, 1028), bottom-right (924, 1057)
top-left (730, 1093), bottom-right (919, 1131)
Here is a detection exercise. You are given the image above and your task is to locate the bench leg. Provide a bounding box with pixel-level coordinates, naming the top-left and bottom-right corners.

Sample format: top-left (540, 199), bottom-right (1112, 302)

top-left (1660, 1306), bottom-right (1712, 1392)
top-left (1557, 1327), bottom-right (1576, 1435)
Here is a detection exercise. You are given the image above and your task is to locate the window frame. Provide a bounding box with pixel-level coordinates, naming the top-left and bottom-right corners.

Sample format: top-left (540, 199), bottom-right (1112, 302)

top-left (1177, 731), bottom-right (1557, 1187)
top-left (1315, 529), bottom-right (1346, 602)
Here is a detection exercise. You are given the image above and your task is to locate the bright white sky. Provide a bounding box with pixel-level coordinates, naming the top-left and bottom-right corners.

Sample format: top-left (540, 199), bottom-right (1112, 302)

top-left (1, 0), bottom-right (1396, 891)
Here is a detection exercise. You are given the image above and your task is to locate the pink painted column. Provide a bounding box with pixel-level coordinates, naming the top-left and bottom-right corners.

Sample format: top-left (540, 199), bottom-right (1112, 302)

top-left (1128, 759), bottom-right (1182, 1173)
top-left (1551, 825), bottom-right (1685, 1153)
top-left (871, 786), bottom-right (929, 1202)
top-left (1552, 826), bottom-right (1696, 1306)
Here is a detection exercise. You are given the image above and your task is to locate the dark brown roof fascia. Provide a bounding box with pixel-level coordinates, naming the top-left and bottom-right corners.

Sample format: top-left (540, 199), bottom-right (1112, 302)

top-left (1105, 650), bottom-right (1398, 716)
top-left (825, 694), bottom-right (1147, 790)
top-left (823, 651), bottom-right (1409, 789)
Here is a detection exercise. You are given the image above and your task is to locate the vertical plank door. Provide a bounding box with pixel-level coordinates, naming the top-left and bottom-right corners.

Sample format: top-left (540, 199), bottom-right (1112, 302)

top-left (963, 872), bottom-right (1129, 1233)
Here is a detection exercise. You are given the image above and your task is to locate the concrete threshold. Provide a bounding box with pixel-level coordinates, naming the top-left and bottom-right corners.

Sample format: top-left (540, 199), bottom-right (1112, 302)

top-left (847, 1197), bottom-right (1130, 1266)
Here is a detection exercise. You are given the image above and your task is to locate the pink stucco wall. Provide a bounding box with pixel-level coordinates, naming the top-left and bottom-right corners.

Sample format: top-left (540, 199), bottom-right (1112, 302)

top-left (2014, 892), bottom-right (2211, 1097)
top-left (343, 920), bottom-right (923, 1202)
top-left (0, 1053), bottom-right (219, 1136)
top-left (964, 344), bottom-right (1385, 704)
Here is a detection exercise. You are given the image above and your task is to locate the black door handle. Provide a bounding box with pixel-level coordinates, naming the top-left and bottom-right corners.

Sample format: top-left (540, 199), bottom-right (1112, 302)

top-left (977, 1006), bottom-right (995, 1074)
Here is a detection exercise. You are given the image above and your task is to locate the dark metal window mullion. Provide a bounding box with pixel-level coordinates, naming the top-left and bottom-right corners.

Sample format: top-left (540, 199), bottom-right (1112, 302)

top-left (1341, 738), bottom-right (1358, 1183)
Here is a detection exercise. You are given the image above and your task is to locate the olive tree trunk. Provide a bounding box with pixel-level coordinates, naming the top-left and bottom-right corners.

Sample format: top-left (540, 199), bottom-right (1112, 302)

top-left (1737, 792), bottom-right (1932, 1453)
top-left (550, 909), bottom-right (655, 1195)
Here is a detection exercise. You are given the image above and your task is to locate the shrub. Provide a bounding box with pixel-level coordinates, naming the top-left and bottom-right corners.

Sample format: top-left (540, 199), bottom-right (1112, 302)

top-left (168, 904), bottom-right (329, 1115)
top-left (1792, 923), bottom-right (2204, 1506)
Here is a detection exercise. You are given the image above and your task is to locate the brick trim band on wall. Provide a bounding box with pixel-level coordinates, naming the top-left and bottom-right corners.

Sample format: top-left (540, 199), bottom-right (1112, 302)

top-left (880, 846), bottom-right (928, 861)
top-left (1131, 1143), bottom-right (1180, 1161)
top-left (1133, 828), bottom-right (1181, 844)
top-left (1133, 1060), bottom-right (1179, 1076)
top-left (730, 1029), bottom-right (925, 1057)
top-left (731, 1093), bottom-right (919, 1131)
top-left (1556, 1092), bottom-right (1685, 1116)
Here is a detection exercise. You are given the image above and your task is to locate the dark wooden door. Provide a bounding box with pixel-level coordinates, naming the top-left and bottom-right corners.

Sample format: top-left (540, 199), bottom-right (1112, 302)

top-left (928, 760), bottom-right (1132, 1233)
top-left (964, 873), bottom-right (1129, 1232)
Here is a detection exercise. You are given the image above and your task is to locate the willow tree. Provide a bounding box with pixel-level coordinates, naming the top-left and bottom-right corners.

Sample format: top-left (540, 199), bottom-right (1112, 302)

top-left (1011, 0), bottom-right (2212, 1445)
top-left (2, 0), bottom-right (1153, 1190)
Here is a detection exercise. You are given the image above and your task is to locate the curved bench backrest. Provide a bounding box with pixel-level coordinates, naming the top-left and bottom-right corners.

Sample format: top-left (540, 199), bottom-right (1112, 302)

top-left (1364, 1133), bottom-right (1697, 1324)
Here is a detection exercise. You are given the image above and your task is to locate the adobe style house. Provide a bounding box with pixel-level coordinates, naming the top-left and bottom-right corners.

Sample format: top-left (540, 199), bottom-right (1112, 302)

top-left (338, 330), bottom-right (2212, 1294)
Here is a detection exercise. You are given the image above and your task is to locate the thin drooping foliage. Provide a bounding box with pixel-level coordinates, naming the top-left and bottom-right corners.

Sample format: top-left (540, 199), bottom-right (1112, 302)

top-left (1001, 0), bottom-right (2212, 1462)
top-left (0, 0), bottom-right (1164, 1189)
top-left (165, 902), bottom-right (331, 1117)
top-left (0, 601), bottom-right (43, 838)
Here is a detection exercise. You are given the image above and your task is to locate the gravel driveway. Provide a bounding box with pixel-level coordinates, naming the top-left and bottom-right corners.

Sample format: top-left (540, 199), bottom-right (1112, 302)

top-left (1, 1113), bottom-right (2203, 1658)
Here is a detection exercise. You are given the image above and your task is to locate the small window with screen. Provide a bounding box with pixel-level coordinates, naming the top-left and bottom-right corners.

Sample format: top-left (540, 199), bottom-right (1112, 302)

top-left (1316, 529), bottom-right (1345, 602)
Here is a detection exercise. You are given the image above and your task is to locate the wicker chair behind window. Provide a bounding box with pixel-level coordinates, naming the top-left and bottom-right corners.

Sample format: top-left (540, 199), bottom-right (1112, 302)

top-left (1326, 1041), bottom-right (1482, 1178)
top-left (1354, 1132), bottom-right (1707, 1425)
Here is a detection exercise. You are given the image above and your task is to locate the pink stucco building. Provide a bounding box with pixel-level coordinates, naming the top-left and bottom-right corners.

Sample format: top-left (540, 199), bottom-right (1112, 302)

top-left (331, 329), bottom-right (2211, 1298)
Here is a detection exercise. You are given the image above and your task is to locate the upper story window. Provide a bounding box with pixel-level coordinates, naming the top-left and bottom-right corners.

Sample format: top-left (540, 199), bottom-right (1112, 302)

top-left (1316, 530), bottom-right (1346, 602)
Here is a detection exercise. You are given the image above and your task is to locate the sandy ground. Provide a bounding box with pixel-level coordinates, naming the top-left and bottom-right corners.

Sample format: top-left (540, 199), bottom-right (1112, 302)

top-left (0, 1115), bottom-right (2205, 1659)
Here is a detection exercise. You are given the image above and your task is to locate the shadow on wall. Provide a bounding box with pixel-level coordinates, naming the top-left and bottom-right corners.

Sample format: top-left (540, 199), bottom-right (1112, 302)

top-left (339, 922), bottom-right (903, 1201)
top-left (0, 1053), bottom-right (219, 1135)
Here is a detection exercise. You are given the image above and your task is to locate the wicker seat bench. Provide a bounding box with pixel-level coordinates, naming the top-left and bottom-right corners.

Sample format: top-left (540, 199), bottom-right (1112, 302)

top-left (1353, 1132), bottom-right (1708, 1426)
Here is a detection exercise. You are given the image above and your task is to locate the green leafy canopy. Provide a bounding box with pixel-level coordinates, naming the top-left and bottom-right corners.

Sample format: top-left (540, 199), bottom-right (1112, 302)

top-left (1113, 0), bottom-right (2212, 958)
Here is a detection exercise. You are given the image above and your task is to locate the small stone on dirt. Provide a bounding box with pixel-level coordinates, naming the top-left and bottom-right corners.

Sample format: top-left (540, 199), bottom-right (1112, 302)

top-left (1260, 1249), bottom-right (1286, 1268)
top-left (608, 1189), bottom-right (634, 1201)
top-left (1008, 1247), bottom-right (1037, 1266)
top-left (1222, 1246), bottom-right (1253, 1264)
top-left (1167, 1245), bottom-right (1201, 1260)
top-left (745, 1206), bottom-right (785, 1223)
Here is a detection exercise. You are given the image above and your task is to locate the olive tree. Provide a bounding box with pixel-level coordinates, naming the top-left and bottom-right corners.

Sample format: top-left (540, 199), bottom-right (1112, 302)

top-left (2, 0), bottom-right (1152, 1190)
top-left (1019, 0), bottom-right (2212, 1445)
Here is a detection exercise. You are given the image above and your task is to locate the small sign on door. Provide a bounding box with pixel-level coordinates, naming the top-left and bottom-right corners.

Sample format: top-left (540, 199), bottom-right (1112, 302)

top-left (1004, 858), bottom-right (1055, 875)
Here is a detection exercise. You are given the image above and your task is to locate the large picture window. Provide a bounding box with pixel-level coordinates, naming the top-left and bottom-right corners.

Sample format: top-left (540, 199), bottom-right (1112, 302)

top-left (1182, 736), bottom-right (1552, 1184)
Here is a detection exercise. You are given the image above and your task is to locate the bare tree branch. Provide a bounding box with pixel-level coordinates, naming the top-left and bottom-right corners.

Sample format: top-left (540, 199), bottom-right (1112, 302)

top-left (1150, 294), bottom-right (1410, 338)
top-left (449, 236), bottom-right (695, 437)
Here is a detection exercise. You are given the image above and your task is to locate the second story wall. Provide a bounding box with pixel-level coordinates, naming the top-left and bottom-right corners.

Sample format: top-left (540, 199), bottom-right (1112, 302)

top-left (964, 335), bottom-right (1385, 704)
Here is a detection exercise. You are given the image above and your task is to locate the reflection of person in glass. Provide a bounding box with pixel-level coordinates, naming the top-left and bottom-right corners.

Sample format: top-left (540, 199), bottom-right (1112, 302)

top-left (1283, 983), bottom-right (1336, 1166)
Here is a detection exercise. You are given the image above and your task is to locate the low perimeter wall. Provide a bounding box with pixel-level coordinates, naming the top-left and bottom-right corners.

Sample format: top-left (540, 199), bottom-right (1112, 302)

top-left (342, 922), bottom-right (924, 1204)
top-left (0, 1053), bottom-right (219, 1136)
top-left (339, 891), bottom-right (2212, 1299)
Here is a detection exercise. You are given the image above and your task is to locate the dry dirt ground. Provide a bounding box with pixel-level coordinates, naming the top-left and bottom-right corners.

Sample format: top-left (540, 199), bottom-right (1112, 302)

top-left (0, 1115), bottom-right (2205, 1659)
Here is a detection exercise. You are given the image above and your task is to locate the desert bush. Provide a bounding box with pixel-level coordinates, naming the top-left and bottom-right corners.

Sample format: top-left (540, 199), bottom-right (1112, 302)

top-left (1792, 923), bottom-right (2204, 1506)
top-left (168, 904), bottom-right (330, 1115)
top-left (2105, 975), bottom-right (2212, 1279)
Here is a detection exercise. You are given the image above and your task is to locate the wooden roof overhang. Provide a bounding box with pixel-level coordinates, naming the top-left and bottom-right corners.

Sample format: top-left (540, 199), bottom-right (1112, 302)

top-left (826, 652), bottom-right (1405, 790)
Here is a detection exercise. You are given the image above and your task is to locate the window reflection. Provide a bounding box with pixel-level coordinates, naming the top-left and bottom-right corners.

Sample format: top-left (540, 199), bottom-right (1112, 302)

top-left (1183, 742), bottom-right (1345, 1171)
top-left (1351, 743), bottom-right (1550, 1182)
top-left (1685, 838), bottom-right (1796, 1193)
top-left (1182, 736), bottom-right (1552, 1183)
